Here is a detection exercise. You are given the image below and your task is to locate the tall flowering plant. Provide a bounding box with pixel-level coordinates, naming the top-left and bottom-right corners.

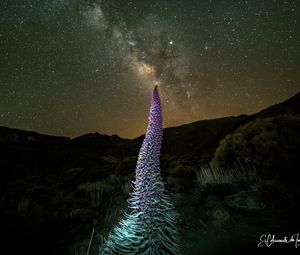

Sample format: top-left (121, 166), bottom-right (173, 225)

top-left (101, 86), bottom-right (181, 255)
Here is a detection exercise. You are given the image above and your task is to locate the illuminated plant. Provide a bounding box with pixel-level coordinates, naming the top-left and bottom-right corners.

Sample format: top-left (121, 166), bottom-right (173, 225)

top-left (100, 86), bottom-right (181, 254)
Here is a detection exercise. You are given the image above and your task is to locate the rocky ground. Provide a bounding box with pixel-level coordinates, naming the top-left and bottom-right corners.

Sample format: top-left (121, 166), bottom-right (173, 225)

top-left (1, 151), bottom-right (299, 255)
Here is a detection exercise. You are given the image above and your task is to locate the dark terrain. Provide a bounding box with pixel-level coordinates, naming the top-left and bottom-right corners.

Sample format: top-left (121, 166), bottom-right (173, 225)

top-left (1, 92), bottom-right (300, 254)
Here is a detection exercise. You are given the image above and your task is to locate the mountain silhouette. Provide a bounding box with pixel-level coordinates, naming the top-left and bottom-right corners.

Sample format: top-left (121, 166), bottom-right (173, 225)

top-left (1, 91), bottom-right (300, 183)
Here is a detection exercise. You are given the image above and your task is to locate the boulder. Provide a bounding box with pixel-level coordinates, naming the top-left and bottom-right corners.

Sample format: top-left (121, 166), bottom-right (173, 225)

top-left (204, 194), bottom-right (235, 230)
top-left (210, 204), bottom-right (235, 230)
top-left (224, 190), bottom-right (266, 212)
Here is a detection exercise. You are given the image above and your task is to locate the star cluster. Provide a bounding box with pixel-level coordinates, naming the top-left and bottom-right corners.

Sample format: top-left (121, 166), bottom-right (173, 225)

top-left (1, 0), bottom-right (299, 138)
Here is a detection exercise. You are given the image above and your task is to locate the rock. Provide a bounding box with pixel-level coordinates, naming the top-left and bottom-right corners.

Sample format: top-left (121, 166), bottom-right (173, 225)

top-left (210, 204), bottom-right (235, 230)
top-left (224, 190), bottom-right (266, 212)
top-left (204, 194), bottom-right (235, 230)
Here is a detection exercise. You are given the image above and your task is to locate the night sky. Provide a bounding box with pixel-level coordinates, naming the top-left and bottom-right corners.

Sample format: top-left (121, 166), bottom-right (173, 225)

top-left (1, 0), bottom-right (299, 138)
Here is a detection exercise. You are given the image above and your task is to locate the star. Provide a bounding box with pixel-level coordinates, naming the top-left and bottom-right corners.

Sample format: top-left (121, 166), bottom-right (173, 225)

top-left (0, 0), bottom-right (298, 138)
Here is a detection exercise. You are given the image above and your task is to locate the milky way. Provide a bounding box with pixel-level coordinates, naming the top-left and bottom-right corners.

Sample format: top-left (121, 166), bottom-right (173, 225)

top-left (1, 0), bottom-right (299, 138)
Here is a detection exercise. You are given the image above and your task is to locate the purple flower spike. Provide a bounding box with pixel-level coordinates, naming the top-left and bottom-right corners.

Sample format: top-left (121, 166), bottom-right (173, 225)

top-left (101, 86), bottom-right (181, 255)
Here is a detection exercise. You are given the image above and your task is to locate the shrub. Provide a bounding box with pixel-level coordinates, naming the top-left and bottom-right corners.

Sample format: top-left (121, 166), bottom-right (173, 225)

top-left (211, 115), bottom-right (300, 179)
top-left (78, 181), bottom-right (113, 208)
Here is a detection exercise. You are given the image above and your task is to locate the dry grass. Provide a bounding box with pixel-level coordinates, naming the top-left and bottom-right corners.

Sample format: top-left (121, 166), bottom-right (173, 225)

top-left (196, 163), bottom-right (259, 188)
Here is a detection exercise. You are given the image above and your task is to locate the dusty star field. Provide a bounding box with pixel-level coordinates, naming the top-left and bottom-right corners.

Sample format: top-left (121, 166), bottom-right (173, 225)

top-left (1, 0), bottom-right (299, 138)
